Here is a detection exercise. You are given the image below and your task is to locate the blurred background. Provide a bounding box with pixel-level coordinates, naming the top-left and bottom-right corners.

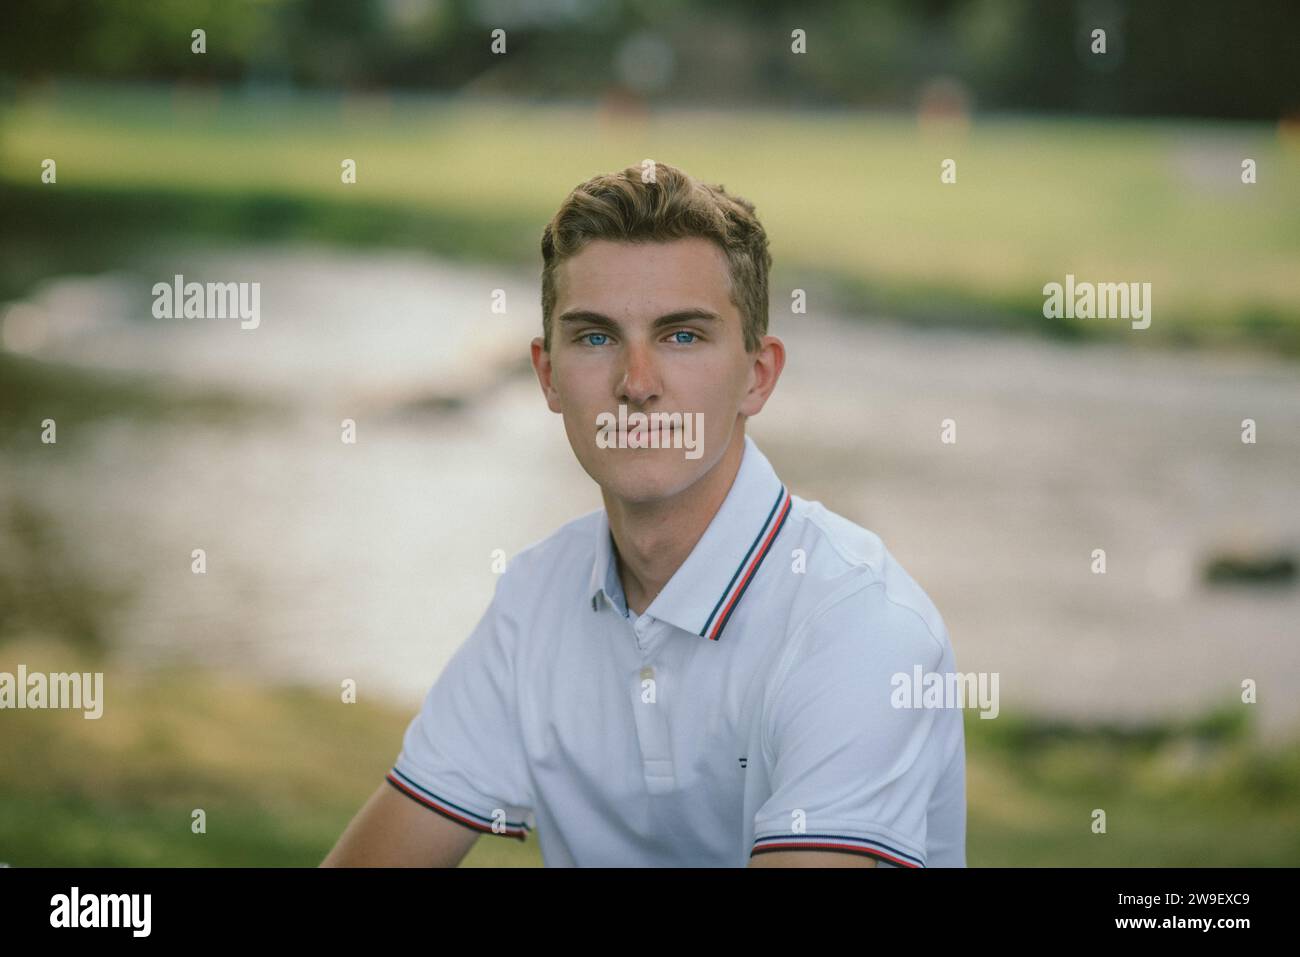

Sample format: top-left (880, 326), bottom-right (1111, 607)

top-left (1, 0), bottom-right (1297, 866)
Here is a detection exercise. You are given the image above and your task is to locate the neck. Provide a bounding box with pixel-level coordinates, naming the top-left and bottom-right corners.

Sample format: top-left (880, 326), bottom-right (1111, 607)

top-left (606, 425), bottom-right (746, 617)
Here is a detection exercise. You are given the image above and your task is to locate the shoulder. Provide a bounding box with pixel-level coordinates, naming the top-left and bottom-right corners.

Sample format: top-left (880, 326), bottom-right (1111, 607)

top-left (494, 508), bottom-right (602, 601)
top-left (776, 496), bottom-right (951, 671)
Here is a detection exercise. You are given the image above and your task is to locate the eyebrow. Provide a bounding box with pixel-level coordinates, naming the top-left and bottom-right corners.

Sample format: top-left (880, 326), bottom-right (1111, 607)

top-left (557, 308), bottom-right (720, 331)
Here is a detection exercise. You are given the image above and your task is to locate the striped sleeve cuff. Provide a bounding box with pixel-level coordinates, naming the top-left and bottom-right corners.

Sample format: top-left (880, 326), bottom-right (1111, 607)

top-left (385, 766), bottom-right (531, 841)
top-left (751, 832), bottom-right (926, 867)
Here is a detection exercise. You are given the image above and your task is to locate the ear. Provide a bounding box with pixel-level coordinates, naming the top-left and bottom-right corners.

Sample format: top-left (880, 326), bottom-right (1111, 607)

top-left (531, 336), bottom-right (563, 413)
top-left (739, 335), bottom-right (785, 417)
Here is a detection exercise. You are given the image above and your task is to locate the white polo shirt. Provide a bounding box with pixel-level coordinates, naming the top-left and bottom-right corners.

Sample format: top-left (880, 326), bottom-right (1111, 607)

top-left (387, 434), bottom-right (966, 867)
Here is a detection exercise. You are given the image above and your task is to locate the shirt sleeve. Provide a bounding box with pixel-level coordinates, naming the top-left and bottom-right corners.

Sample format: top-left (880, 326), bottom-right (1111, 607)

top-left (386, 571), bottom-right (535, 841)
top-left (750, 579), bottom-right (957, 867)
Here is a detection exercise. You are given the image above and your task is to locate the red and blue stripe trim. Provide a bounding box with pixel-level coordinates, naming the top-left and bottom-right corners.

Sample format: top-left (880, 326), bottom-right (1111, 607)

top-left (385, 766), bottom-right (530, 840)
top-left (699, 485), bottom-right (792, 641)
top-left (752, 833), bottom-right (925, 867)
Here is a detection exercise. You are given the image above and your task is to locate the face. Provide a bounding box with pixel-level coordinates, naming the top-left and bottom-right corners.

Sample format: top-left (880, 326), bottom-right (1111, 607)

top-left (531, 237), bottom-right (782, 506)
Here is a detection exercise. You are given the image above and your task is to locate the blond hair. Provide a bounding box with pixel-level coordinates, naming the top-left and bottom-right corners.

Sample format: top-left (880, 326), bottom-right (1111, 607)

top-left (540, 162), bottom-right (771, 352)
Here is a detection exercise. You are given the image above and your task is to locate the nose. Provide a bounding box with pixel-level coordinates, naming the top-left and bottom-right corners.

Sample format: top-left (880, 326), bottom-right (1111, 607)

top-left (617, 341), bottom-right (662, 407)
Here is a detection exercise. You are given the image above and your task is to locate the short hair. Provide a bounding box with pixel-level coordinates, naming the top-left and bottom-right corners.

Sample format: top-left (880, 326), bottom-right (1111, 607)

top-left (540, 162), bottom-right (771, 353)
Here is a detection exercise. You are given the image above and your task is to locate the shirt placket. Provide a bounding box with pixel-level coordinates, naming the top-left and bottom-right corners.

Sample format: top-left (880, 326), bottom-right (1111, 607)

top-left (629, 623), bottom-right (675, 794)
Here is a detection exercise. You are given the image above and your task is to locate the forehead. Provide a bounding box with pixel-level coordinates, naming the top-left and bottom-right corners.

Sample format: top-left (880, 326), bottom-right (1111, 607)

top-left (554, 237), bottom-right (734, 314)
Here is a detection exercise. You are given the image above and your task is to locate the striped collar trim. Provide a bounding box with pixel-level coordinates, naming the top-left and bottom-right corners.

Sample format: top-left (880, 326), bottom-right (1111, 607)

top-left (698, 484), bottom-right (791, 640)
top-left (587, 435), bottom-right (792, 641)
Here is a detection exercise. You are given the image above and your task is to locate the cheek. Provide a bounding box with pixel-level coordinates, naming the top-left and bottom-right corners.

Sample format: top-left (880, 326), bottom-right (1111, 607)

top-left (685, 375), bottom-right (743, 435)
top-left (552, 357), bottom-right (611, 418)
top-left (558, 343), bottom-right (614, 370)
top-left (705, 360), bottom-right (750, 407)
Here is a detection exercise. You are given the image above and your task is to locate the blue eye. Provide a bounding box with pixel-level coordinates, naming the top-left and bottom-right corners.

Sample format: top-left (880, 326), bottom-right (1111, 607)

top-left (582, 332), bottom-right (609, 346)
top-left (670, 330), bottom-right (697, 344)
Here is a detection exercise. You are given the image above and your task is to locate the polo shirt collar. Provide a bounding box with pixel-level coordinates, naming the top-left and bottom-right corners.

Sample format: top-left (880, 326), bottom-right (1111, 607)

top-left (588, 433), bottom-right (792, 641)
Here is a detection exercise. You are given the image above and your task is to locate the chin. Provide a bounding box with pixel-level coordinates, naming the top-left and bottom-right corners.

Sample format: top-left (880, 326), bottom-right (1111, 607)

top-left (586, 448), bottom-right (704, 504)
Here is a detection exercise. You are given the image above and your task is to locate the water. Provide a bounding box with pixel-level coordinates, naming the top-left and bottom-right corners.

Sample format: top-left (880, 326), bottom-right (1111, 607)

top-left (4, 241), bottom-right (1298, 739)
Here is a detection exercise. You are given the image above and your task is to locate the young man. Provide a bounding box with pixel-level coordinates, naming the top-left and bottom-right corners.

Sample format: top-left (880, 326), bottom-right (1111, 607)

top-left (322, 162), bottom-right (966, 868)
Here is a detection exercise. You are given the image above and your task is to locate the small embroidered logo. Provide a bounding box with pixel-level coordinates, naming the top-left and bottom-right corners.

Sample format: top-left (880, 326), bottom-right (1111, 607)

top-left (738, 757), bottom-right (748, 769)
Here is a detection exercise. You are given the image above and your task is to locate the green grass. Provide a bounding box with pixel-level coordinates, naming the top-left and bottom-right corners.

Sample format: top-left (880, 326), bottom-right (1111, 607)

top-left (967, 708), bottom-right (1300, 866)
top-left (1, 638), bottom-right (1295, 866)
top-left (3, 84), bottom-right (1299, 354)
top-left (0, 639), bottom-right (543, 867)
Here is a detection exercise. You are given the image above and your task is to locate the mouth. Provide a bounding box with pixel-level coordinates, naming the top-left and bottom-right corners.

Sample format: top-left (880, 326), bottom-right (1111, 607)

top-left (609, 425), bottom-right (680, 436)
top-left (621, 423), bottom-right (679, 433)
top-left (595, 421), bottom-right (684, 434)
